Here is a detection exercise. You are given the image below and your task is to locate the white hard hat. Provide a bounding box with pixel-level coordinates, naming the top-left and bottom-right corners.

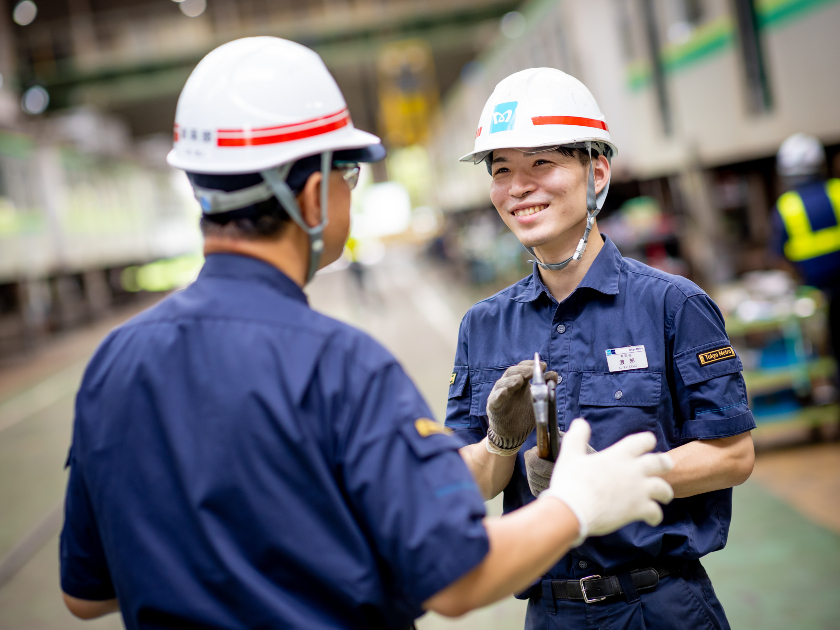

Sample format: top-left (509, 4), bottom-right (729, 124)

top-left (167, 37), bottom-right (382, 174)
top-left (168, 37), bottom-right (384, 285)
top-left (462, 68), bottom-right (616, 272)
top-left (777, 133), bottom-right (825, 178)
top-left (460, 67), bottom-right (617, 165)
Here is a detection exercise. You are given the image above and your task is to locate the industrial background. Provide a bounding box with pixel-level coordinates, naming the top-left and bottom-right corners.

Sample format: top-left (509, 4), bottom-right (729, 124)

top-left (0, 0), bottom-right (839, 628)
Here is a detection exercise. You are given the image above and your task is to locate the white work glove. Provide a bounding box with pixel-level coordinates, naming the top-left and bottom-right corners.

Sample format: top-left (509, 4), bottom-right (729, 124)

top-left (540, 419), bottom-right (674, 547)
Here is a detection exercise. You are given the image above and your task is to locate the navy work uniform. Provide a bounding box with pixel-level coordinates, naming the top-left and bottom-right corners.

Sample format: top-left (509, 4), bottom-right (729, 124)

top-left (445, 236), bottom-right (755, 630)
top-left (60, 254), bottom-right (489, 630)
top-left (772, 178), bottom-right (840, 361)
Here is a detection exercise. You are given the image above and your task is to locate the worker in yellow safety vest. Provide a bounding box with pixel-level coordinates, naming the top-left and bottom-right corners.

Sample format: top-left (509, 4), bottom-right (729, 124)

top-left (772, 132), bottom-right (840, 367)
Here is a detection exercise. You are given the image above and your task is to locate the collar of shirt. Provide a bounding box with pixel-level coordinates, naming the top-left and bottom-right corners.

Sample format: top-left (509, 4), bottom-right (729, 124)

top-left (198, 253), bottom-right (309, 305)
top-left (511, 235), bottom-right (622, 304)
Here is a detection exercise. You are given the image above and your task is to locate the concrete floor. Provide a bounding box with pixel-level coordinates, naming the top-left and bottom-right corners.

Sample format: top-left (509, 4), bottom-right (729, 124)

top-left (0, 248), bottom-right (838, 629)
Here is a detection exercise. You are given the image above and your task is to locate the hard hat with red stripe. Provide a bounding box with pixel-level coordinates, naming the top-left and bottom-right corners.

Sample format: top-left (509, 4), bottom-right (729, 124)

top-left (460, 67), bottom-right (617, 164)
top-left (462, 68), bottom-right (617, 271)
top-left (167, 37), bottom-right (382, 174)
top-left (167, 37), bottom-right (384, 284)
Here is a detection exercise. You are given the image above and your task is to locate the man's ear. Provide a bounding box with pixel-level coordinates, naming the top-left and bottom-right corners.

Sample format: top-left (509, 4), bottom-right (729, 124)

top-left (593, 154), bottom-right (611, 195)
top-left (296, 171), bottom-right (323, 228)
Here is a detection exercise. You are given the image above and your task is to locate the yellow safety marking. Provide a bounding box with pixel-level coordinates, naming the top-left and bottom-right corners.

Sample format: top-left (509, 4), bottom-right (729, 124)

top-left (450, 372), bottom-right (456, 385)
top-left (827, 179), bottom-right (840, 225)
top-left (415, 418), bottom-right (452, 437)
top-left (786, 225), bottom-right (840, 261)
top-left (777, 191), bottom-right (812, 239)
top-left (780, 182), bottom-right (840, 262)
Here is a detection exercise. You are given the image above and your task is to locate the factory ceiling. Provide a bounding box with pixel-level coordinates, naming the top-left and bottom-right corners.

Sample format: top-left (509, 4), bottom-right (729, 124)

top-left (4, 0), bottom-right (522, 138)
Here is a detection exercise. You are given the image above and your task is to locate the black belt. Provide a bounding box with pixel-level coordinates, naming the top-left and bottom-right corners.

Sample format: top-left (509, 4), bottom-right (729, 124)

top-left (528, 565), bottom-right (678, 604)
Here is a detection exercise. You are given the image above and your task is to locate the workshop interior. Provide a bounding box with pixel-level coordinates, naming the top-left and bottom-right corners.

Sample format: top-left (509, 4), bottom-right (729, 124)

top-left (0, 0), bottom-right (838, 628)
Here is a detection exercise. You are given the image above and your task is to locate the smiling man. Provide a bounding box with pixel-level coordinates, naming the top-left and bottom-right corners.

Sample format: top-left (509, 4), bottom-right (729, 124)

top-left (446, 68), bottom-right (756, 630)
top-left (58, 43), bottom-right (679, 630)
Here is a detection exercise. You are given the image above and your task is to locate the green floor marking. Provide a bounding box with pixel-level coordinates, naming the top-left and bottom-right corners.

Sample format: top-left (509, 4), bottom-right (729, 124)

top-left (703, 480), bottom-right (840, 629)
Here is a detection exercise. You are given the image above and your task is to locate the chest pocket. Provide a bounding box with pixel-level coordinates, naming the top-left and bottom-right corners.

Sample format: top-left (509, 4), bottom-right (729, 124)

top-left (577, 372), bottom-right (662, 450)
top-left (469, 367), bottom-right (509, 417)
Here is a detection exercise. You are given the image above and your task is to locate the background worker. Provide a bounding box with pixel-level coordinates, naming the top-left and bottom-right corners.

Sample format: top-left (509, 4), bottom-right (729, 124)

top-left (771, 133), bottom-right (840, 372)
top-left (58, 38), bottom-right (675, 630)
top-left (447, 68), bottom-right (756, 630)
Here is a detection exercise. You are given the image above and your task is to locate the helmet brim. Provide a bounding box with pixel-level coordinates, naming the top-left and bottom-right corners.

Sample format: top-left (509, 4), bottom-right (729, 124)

top-left (459, 150), bottom-right (491, 164)
top-left (334, 143), bottom-right (386, 163)
top-left (460, 139), bottom-right (617, 165)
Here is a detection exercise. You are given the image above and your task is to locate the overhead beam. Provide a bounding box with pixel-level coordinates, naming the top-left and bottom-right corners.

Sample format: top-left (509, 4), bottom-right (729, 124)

top-left (21, 1), bottom-right (519, 95)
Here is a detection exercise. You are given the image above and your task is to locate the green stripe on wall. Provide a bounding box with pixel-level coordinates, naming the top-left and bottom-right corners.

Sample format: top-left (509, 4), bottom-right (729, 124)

top-left (625, 0), bottom-right (840, 91)
top-left (626, 61), bottom-right (652, 91)
top-left (662, 17), bottom-right (734, 74)
top-left (758, 0), bottom-right (840, 27)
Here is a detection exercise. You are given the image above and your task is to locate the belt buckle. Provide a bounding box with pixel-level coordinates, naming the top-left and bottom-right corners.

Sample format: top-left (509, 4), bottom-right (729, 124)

top-left (579, 574), bottom-right (607, 604)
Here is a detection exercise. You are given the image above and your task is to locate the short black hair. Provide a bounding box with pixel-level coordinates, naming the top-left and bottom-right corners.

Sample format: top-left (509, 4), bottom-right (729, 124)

top-left (198, 198), bottom-right (290, 240)
top-left (191, 153), bottom-right (326, 240)
top-left (486, 146), bottom-right (593, 174)
top-left (556, 146), bottom-right (593, 166)
top-left (191, 146), bottom-right (383, 241)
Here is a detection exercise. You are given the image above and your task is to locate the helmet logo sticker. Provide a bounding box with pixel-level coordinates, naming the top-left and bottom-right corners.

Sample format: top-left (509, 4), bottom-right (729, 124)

top-left (490, 101), bottom-right (517, 133)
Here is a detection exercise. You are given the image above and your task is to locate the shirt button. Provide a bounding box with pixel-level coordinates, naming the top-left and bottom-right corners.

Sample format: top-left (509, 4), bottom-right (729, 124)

top-left (556, 324), bottom-right (566, 334)
top-left (614, 390), bottom-right (623, 400)
top-left (579, 560), bottom-right (588, 569)
top-left (556, 375), bottom-right (563, 384)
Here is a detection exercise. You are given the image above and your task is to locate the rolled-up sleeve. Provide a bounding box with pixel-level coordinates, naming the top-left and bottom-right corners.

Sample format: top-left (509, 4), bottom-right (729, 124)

top-left (671, 296), bottom-right (756, 441)
top-left (60, 449), bottom-right (115, 601)
top-left (341, 363), bottom-right (489, 613)
top-left (444, 314), bottom-right (485, 446)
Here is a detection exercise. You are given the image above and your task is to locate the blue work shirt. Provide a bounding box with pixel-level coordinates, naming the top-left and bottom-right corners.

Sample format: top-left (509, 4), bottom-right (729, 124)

top-left (771, 179), bottom-right (840, 290)
top-left (61, 253), bottom-right (489, 630)
top-left (445, 236), bottom-right (755, 583)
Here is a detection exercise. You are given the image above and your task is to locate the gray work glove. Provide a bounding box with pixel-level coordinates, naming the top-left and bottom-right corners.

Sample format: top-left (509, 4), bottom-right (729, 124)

top-left (525, 428), bottom-right (597, 497)
top-left (485, 359), bottom-right (558, 456)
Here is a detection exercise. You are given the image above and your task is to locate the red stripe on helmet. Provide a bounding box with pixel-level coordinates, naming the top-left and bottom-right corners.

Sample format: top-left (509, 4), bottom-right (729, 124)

top-left (531, 116), bottom-right (609, 132)
top-left (475, 126), bottom-right (482, 138)
top-left (174, 124), bottom-right (179, 142)
top-left (218, 109), bottom-right (348, 135)
top-left (217, 110), bottom-right (350, 147)
top-left (218, 115), bottom-right (350, 146)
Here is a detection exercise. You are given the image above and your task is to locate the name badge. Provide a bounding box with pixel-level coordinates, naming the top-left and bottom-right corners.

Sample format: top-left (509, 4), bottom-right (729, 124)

top-left (606, 345), bottom-right (648, 372)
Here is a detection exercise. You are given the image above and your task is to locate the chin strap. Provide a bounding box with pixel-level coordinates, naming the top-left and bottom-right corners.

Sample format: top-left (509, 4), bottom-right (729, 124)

top-left (260, 150), bottom-right (332, 284)
top-left (525, 141), bottom-right (604, 271)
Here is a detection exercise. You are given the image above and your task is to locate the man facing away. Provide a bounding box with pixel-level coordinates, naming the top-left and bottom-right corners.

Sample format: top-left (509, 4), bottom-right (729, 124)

top-left (771, 133), bottom-right (840, 378)
top-left (447, 68), bottom-right (755, 630)
top-left (58, 39), bottom-right (675, 630)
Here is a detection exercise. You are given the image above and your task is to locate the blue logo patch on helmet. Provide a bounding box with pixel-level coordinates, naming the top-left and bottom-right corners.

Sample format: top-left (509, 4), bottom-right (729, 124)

top-left (490, 101), bottom-right (517, 134)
